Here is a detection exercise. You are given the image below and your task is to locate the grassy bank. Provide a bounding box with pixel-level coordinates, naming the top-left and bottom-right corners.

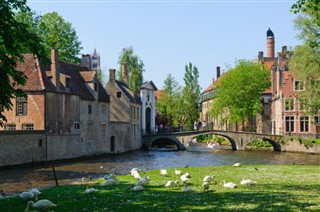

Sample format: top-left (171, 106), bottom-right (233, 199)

top-left (1, 165), bottom-right (319, 211)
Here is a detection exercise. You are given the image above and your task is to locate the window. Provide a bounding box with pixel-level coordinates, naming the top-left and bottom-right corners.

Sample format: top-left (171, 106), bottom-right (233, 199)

top-left (315, 116), bottom-right (320, 125)
top-left (300, 116), bottom-right (309, 132)
top-left (88, 105), bottom-right (92, 114)
top-left (94, 83), bottom-right (97, 91)
top-left (16, 96), bottom-right (27, 115)
top-left (22, 124), bottom-right (34, 130)
top-left (74, 122), bottom-right (80, 130)
top-left (284, 98), bottom-right (294, 111)
top-left (137, 106), bottom-right (139, 119)
top-left (4, 124), bottom-right (16, 130)
top-left (116, 91), bottom-right (121, 98)
top-left (294, 81), bottom-right (304, 91)
top-left (285, 116), bottom-right (294, 132)
top-left (101, 104), bottom-right (106, 114)
top-left (66, 78), bottom-right (71, 89)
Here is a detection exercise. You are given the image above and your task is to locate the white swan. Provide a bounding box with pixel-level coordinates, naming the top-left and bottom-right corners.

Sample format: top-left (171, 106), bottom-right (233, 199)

top-left (132, 185), bottom-right (145, 191)
top-left (137, 176), bottom-right (150, 186)
top-left (180, 175), bottom-right (189, 184)
top-left (85, 187), bottom-right (98, 194)
top-left (29, 188), bottom-right (41, 196)
top-left (25, 199), bottom-right (56, 212)
top-left (100, 179), bottom-right (118, 187)
top-left (240, 178), bottom-right (256, 185)
top-left (182, 185), bottom-right (195, 192)
top-left (160, 169), bottom-right (168, 175)
top-left (203, 175), bottom-right (215, 183)
top-left (223, 181), bottom-right (237, 188)
top-left (130, 168), bottom-right (138, 175)
top-left (20, 191), bottom-right (36, 201)
top-left (233, 163), bottom-right (241, 167)
top-left (175, 169), bottom-right (182, 175)
top-left (202, 181), bottom-right (210, 192)
top-left (132, 170), bottom-right (141, 179)
top-left (165, 180), bottom-right (179, 188)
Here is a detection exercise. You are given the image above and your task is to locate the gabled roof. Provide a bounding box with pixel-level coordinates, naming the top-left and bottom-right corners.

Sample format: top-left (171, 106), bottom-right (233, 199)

top-left (141, 80), bottom-right (158, 91)
top-left (116, 81), bottom-right (141, 103)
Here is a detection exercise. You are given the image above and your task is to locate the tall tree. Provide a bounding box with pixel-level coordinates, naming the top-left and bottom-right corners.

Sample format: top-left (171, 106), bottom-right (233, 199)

top-left (156, 74), bottom-right (181, 127)
top-left (210, 60), bottom-right (270, 131)
top-left (180, 62), bottom-right (201, 129)
top-left (117, 46), bottom-right (144, 93)
top-left (291, 0), bottom-right (320, 47)
top-left (15, 11), bottom-right (83, 64)
top-left (0, 0), bottom-right (46, 125)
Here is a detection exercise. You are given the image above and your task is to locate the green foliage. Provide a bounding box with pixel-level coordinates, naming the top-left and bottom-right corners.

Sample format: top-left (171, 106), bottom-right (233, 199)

top-left (0, 0), bottom-right (46, 125)
top-left (291, 0), bottom-right (320, 48)
top-left (156, 74), bottom-right (182, 127)
top-left (1, 165), bottom-right (320, 211)
top-left (15, 10), bottom-right (83, 64)
top-left (117, 46), bottom-right (144, 93)
top-left (247, 139), bottom-right (272, 147)
top-left (210, 60), bottom-right (271, 131)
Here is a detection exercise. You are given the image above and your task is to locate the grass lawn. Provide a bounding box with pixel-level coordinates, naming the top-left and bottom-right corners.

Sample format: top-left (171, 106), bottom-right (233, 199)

top-left (0, 165), bottom-right (319, 211)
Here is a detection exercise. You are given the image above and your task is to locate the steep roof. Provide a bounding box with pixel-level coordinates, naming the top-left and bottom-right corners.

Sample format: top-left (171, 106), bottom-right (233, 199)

top-left (141, 81), bottom-right (158, 91)
top-left (116, 81), bottom-right (141, 103)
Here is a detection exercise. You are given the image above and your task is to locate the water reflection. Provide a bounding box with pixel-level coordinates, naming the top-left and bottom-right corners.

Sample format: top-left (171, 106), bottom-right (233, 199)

top-left (0, 145), bottom-right (319, 195)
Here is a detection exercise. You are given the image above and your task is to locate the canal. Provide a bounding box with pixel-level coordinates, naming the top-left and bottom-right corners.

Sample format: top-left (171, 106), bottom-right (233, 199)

top-left (0, 144), bottom-right (319, 196)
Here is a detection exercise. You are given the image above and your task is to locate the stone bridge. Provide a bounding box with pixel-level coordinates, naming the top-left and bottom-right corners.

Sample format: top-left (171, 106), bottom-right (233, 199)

top-left (142, 130), bottom-right (284, 151)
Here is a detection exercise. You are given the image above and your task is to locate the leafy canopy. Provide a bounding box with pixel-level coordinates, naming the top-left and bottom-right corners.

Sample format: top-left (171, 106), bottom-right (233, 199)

top-left (210, 60), bottom-right (270, 129)
top-left (0, 0), bottom-right (46, 124)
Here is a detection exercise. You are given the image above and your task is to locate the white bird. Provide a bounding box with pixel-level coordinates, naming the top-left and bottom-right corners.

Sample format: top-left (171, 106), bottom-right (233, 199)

top-left (240, 179), bottom-right (256, 185)
top-left (180, 175), bottom-right (189, 184)
top-left (137, 176), bottom-right (150, 186)
top-left (175, 169), bottom-right (182, 175)
top-left (183, 185), bottom-right (195, 192)
top-left (132, 171), bottom-right (141, 179)
top-left (160, 169), bottom-right (168, 175)
top-left (85, 187), bottom-right (98, 194)
top-left (165, 180), bottom-right (179, 189)
top-left (20, 191), bottom-right (36, 201)
top-left (132, 185), bottom-right (145, 191)
top-left (223, 181), bottom-right (237, 188)
top-left (203, 175), bottom-right (215, 183)
top-left (29, 188), bottom-right (41, 196)
top-left (100, 179), bottom-right (117, 187)
top-left (202, 182), bottom-right (210, 192)
top-left (233, 163), bottom-right (241, 167)
top-left (130, 168), bottom-right (139, 175)
top-left (182, 172), bottom-right (191, 178)
top-left (25, 199), bottom-right (56, 212)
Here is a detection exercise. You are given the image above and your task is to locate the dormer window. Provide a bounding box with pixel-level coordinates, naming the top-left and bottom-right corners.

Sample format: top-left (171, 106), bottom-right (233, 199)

top-left (94, 82), bottom-right (98, 91)
top-left (66, 78), bottom-right (71, 89)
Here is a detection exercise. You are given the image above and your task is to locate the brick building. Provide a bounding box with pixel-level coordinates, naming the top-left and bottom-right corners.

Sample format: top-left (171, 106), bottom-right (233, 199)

top-left (0, 50), bottom-right (111, 166)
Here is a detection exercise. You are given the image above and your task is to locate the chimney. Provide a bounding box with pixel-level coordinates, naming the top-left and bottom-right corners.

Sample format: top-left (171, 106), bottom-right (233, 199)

top-left (266, 28), bottom-right (275, 58)
top-left (121, 62), bottom-right (129, 85)
top-left (51, 49), bottom-right (60, 91)
top-left (81, 54), bottom-right (91, 70)
top-left (109, 69), bottom-right (116, 82)
top-left (216, 66), bottom-right (221, 78)
top-left (282, 46), bottom-right (287, 54)
top-left (258, 51), bottom-right (264, 61)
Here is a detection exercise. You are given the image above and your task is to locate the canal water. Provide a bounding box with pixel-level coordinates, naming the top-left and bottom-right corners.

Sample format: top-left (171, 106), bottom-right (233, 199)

top-left (0, 144), bottom-right (319, 196)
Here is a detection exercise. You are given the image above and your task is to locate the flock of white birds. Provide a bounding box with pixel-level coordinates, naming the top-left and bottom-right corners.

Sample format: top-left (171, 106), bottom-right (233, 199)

top-left (17, 162), bottom-right (257, 211)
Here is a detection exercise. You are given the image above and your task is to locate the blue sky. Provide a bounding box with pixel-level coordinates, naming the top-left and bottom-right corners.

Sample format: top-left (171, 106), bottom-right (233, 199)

top-left (28, 0), bottom-right (301, 91)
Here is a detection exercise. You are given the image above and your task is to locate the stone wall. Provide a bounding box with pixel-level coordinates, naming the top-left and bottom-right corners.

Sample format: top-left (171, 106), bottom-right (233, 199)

top-left (283, 138), bottom-right (320, 154)
top-left (0, 131), bottom-right (47, 167)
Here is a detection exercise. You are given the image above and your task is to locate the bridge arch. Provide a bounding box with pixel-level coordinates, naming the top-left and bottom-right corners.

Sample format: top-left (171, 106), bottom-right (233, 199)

top-left (192, 132), bottom-right (237, 150)
top-left (147, 136), bottom-right (186, 150)
top-left (262, 137), bottom-right (282, 151)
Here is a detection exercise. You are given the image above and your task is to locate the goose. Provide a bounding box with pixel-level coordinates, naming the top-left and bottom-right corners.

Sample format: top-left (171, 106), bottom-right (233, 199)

top-left (182, 185), bottom-right (195, 192)
top-left (160, 169), bottom-right (168, 175)
top-left (136, 176), bottom-right (150, 186)
top-left (175, 169), bottom-right (182, 175)
top-left (233, 163), bottom-right (241, 167)
top-left (240, 179), bottom-right (256, 185)
top-left (132, 185), bottom-right (145, 191)
top-left (20, 191), bottom-right (36, 201)
top-left (85, 187), bottom-right (98, 194)
top-left (203, 175), bottom-right (215, 183)
top-left (222, 181), bottom-right (237, 188)
top-left (25, 199), bottom-right (56, 212)
top-left (165, 180), bottom-right (179, 189)
top-left (100, 179), bottom-right (117, 187)
top-left (202, 181), bottom-right (210, 192)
